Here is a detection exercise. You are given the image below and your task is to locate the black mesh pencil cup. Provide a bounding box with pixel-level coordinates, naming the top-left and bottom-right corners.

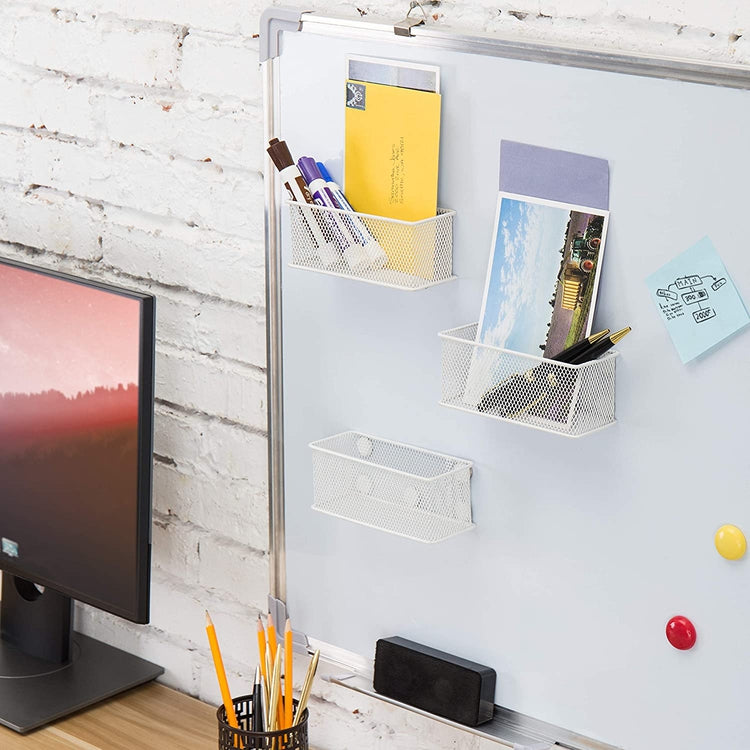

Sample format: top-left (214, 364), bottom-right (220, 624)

top-left (217, 696), bottom-right (309, 750)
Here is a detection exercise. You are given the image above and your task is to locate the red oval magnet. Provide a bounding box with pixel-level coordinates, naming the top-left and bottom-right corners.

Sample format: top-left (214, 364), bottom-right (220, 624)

top-left (666, 616), bottom-right (696, 650)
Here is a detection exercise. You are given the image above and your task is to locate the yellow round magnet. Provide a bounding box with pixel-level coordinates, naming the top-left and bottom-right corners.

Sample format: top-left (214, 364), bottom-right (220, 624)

top-left (715, 524), bottom-right (746, 560)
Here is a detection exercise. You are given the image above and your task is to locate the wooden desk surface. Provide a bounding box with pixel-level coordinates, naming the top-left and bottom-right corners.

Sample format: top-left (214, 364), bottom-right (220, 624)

top-left (0, 683), bottom-right (217, 749)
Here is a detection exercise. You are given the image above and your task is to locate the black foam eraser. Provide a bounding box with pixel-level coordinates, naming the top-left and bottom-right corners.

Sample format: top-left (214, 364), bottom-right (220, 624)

top-left (373, 636), bottom-right (495, 726)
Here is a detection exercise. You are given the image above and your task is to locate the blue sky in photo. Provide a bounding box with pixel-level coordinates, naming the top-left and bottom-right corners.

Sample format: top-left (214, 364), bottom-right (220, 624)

top-left (478, 196), bottom-right (570, 354)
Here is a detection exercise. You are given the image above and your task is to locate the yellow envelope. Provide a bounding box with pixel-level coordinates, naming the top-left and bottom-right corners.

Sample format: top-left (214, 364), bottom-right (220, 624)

top-left (345, 80), bottom-right (441, 275)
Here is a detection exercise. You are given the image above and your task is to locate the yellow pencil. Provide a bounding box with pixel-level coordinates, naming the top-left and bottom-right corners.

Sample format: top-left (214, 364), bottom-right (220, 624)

top-left (284, 619), bottom-right (293, 729)
top-left (267, 613), bottom-right (285, 731)
top-left (205, 612), bottom-right (240, 733)
top-left (293, 649), bottom-right (320, 726)
top-left (257, 616), bottom-right (269, 706)
top-left (267, 612), bottom-right (278, 664)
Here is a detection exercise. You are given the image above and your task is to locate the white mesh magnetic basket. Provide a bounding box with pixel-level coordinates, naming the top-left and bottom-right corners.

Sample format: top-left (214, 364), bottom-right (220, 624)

top-left (310, 432), bottom-right (473, 543)
top-left (439, 324), bottom-right (617, 438)
top-left (287, 202), bottom-right (455, 290)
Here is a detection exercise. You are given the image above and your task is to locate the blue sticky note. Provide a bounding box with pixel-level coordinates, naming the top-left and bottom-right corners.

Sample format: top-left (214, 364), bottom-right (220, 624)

top-left (646, 237), bottom-right (749, 363)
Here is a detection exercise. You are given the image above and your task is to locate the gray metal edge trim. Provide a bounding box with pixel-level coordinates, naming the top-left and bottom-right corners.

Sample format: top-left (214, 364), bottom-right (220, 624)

top-left (330, 674), bottom-right (624, 750)
top-left (263, 55), bottom-right (286, 602)
top-left (259, 6), bottom-right (306, 62)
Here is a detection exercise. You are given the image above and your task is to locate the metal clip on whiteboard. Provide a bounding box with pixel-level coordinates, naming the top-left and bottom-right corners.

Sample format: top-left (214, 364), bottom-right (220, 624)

top-left (394, 1), bottom-right (429, 36)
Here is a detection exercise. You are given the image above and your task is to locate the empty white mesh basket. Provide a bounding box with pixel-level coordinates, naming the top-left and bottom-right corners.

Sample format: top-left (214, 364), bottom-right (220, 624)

top-left (310, 432), bottom-right (473, 543)
top-left (288, 202), bottom-right (455, 290)
top-left (439, 324), bottom-right (617, 437)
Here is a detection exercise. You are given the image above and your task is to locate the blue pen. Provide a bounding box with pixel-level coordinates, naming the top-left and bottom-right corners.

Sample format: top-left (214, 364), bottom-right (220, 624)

top-left (317, 162), bottom-right (388, 269)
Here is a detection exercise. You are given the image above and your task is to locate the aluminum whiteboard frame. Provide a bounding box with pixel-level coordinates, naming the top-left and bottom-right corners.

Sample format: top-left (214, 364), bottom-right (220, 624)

top-left (262, 8), bottom-right (750, 747)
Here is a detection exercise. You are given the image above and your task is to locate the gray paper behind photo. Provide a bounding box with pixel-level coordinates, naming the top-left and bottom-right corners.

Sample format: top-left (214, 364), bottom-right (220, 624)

top-left (499, 140), bottom-right (609, 209)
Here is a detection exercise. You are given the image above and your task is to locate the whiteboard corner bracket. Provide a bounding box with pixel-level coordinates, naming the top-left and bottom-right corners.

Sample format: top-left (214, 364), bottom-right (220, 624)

top-left (267, 595), bottom-right (311, 651)
top-left (259, 7), bottom-right (308, 62)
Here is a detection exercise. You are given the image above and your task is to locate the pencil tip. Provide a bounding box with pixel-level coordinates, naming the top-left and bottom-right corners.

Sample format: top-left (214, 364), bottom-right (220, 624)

top-left (267, 611), bottom-right (275, 627)
top-left (285, 618), bottom-right (292, 632)
top-left (205, 611), bottom-right (213, 626)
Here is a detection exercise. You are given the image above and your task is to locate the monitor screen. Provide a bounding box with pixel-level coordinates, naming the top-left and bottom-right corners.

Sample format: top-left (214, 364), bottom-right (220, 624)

top-left (0, 258), bottom-right (154, 623)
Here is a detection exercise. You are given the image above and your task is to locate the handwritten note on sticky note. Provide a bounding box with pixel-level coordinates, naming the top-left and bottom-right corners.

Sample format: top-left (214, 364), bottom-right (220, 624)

top-left (647, 236), bottom-right (749, 363)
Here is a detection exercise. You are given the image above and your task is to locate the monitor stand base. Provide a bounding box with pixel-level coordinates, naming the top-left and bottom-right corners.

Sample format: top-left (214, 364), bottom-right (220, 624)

top-left (0, 631), bottom-right (164, 733)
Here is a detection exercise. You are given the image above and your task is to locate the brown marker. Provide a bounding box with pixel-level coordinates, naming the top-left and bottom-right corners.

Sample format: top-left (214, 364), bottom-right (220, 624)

top-left (267, 138), bottom-right (315, 205)
top-left (267, 138), bottom-right (337, 267)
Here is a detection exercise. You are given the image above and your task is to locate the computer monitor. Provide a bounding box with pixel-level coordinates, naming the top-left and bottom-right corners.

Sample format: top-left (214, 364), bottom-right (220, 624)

top-left (0, 257), bottom-right (163, 733)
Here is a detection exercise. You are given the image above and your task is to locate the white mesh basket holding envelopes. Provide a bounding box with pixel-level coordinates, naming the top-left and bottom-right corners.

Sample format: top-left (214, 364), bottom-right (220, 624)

top-left (439, 324), bottom-right (617, 438)
top-left (310, 432), bottom-right (473, 543)
top-left (288, 202), bottom-right (455, 290)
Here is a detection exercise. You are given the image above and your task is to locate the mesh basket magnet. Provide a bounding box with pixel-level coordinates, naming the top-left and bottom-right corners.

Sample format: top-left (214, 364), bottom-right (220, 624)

top-left (310, 432), bottom-right (473, 543)
top-left (439, 324), bottom-right (617, 437)
top-left (288, 202), bottom-right (455, 290)
top-left (217, 696), bottom-right (308, 750)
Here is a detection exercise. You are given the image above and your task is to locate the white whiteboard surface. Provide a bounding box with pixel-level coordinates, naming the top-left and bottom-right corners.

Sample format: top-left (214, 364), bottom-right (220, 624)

top-left (273, 22), bottom-right (750, 750)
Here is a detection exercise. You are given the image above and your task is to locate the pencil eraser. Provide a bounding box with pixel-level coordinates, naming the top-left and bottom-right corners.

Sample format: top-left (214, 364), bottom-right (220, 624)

top-left (374, 636), bottom-right (495, 726)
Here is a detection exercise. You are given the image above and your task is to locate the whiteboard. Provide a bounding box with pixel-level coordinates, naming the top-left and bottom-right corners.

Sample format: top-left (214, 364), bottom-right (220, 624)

top-left (267, 16), bottom-right (750, 750)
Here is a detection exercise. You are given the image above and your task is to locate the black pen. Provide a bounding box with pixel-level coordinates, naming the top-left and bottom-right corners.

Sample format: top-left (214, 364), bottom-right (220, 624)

top-left (477, 331), bottom-right (609, 415)
top-left (251, 666), bottom-right (262, 733)
top-left (552, 329), bottom-right (610, 363)
top-left (569, 327), bottom-right (631, 364)
top-left (477, 329), bottom-right (619, 416)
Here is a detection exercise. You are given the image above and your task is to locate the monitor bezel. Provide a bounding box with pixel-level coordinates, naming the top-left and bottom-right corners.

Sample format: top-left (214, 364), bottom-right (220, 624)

top-left (0, 256), bottom-right (155, 624)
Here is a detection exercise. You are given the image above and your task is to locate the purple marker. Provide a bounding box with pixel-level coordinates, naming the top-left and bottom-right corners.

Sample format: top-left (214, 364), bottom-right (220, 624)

top-left (298, 157), bottom-right (369, 272)
top-left (317, 162), bottom-right (387, 269)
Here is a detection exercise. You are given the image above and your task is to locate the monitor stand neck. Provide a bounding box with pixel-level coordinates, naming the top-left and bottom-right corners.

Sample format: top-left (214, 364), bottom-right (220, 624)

top-left (0, 575), bottom-right (163, 734)
top-left (1, 574), bottom-right (73, 665)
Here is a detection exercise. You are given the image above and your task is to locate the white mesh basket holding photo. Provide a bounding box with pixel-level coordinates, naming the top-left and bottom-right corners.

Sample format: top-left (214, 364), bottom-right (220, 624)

top-left (439, 324), bottom-right (617, 438)
top-left (287, 201), bottom-right (455, 290)
top-left (310, 432), bottom-right (473, 543)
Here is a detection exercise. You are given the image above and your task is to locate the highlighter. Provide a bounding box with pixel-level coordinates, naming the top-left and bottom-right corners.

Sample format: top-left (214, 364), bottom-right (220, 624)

top-left (267, 139), bottom-right (338, 269)
top-left (317, 161), bottom-right (388, 270)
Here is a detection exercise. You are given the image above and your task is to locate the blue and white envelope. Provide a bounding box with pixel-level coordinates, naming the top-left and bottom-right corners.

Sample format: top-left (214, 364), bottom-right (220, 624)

top-left (646, 236), bottom-right (749, 363)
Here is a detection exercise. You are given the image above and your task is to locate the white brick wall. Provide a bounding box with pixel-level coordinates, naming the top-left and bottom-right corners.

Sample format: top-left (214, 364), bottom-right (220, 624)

top-left (0, 1), bottom-right (746, 747)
